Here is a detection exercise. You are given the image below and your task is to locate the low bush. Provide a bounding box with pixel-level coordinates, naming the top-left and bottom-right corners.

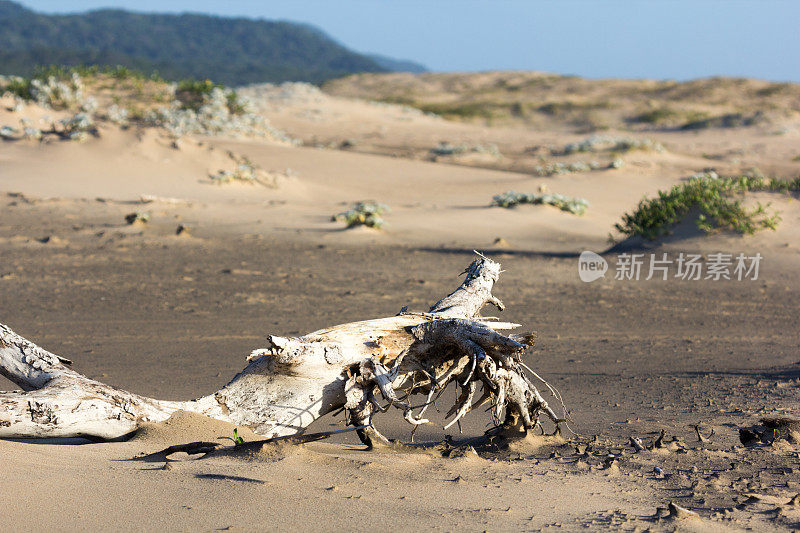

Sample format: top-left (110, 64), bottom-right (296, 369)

top-left (176, 79), bottom-right (244, 114)
top-left (210, 158), bottom-right (258, 184)
top-left (492, 191), bottom-right (589, 215)
top-left (430, 142), bottom-right (500, 157)
top-left (561, 135), bottom-right (665, 155)
top-left (614, 171), bottom-right (800, 240)
top-left (532, 159), bottom-right (624, 176)
top-left (332, 202), bottom-right (390, 229)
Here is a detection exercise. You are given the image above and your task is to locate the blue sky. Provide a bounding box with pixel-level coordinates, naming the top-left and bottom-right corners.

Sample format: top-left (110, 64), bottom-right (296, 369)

top-left (16, 0), bottom-right (800, 82)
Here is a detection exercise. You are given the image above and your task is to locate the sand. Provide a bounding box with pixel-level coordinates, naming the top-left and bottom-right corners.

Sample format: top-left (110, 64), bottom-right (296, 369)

top-left (1, 75), bottom-right (800, 531)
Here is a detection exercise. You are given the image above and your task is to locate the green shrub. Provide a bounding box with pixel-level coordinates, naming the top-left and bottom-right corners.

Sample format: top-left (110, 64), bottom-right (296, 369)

top-left (176, 79), bottom-right (223, 110)
top-left (176, 78), bottom-right (245, 114)
top-left (615, 171), bottom-right (800, 240)
top-left (3, 76), bottom-right (33, 99)
top-left (333, 202), bottom-right (389, 229)
top-left (492, 191), bottom-right (589, 215)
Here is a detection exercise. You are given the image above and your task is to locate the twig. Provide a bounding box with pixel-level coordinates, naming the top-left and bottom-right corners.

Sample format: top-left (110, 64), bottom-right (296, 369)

top-left (518, 360), bottom-right (573, 433)
top-left (653, 429), bottom-right (666, 448)
top-left (694, 424), bottom-right (714, 443)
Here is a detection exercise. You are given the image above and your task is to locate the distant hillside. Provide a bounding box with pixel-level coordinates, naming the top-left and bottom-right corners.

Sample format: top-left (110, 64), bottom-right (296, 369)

top-left (0, 1), bottom-right (423, 85)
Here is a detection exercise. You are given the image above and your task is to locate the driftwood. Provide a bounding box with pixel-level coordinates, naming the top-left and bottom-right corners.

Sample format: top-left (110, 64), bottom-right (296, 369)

top-left (0, 255), bottom-right (565, 446)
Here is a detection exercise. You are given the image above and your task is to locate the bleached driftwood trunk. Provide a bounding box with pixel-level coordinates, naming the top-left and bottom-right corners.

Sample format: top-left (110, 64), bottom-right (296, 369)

top-left (0, 256), bottom-right (564, 445)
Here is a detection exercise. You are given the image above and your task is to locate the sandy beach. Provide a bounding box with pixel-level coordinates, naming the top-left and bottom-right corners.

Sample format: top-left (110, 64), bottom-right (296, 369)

top-left (2, 73), bottom-right (800, 531)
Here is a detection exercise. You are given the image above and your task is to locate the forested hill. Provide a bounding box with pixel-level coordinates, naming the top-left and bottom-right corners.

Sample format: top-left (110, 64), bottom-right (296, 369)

top-left (0, 1), bottom-right (425, 84)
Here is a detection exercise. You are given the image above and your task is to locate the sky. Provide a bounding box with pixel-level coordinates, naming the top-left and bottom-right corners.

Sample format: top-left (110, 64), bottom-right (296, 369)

top-left (15, 0), bottom-right (800, 82)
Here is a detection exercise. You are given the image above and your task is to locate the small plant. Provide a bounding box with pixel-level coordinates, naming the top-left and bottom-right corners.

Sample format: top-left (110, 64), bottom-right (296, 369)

top-left (176, 79), bottom-right (224, 110)
top-left (532, 160), bottom-right (609, 176)
top-left (208, 156), bottom-right (275, 185)
top-left (103, 104), bottom-right (129, 125)
top-left (210, 163), bottom-right (257, 184)
top-left (220, 427), bottom-right (245, 446)
top-left (0, 126), bottom-right (18, 140)
top-left (22, 127), bottom-right (42, 140)
top-left (492, 191), bottom-right (589, 215)
top-left (333, 202), bottom-right (390, 229)
top-left (430, 142), bottom-right (468, 156)
top-left (176, 79), bottom-right (245, 114)
top-left (145, 85), bottom-right (287, 139)
top-left (430, 142), bottom-right (500, 157)
top-left (561, 135), bottom-right (665, 155)
top-left (125, 211), bottom-right (150, 225)
top-left (1, 113), bottom-right (96, 142)
top-left (58, 112), bottom-right (97, 141)
top-left (4, 72), bottom-right (87, 109)
top-left (614, 171), bottom-right (800, 240)
top-left (3, 76), bottom-right (33, 100)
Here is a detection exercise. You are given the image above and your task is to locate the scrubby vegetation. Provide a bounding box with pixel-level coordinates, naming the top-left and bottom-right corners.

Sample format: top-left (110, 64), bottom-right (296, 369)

top-left (57, 112), bottom-right (98, 141)
top-left (429, 142), bottom-right (501, 157)
top-left (332, 202), bottom-right (390, 229)
top-left (532, 159), bottom-right (624, 176)
top-left (325, 72), bottom-right (800, 133)
top-left (561, 135), bottom-right (665, 155)
top-left (680, 112), bottom-right (765, 130)
top-left (175, 79), bottom-right (245, 113)
top-left (416, 101), bottom-right (500, 120)
top-left (209, 157), bottom-right (269, 185)
top-left (615, 171), bottom-right (800, 240)
top-left (2, 69), bottom-right (88, 110)
top-left (492, 191), bottom-right (589, 215)
top-left (0, 67), bottom-right (294, 142)
top-left (0, 111), bottom-right (98, 142)
top-left (631, 107), bottom-right (713, 128)
top-left (144, 85), bottom-right (284, 138)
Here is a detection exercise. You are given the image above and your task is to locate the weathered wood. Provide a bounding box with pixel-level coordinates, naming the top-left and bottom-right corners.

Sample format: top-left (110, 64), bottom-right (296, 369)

top-left (0, 256), bottom-right (564, 442)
